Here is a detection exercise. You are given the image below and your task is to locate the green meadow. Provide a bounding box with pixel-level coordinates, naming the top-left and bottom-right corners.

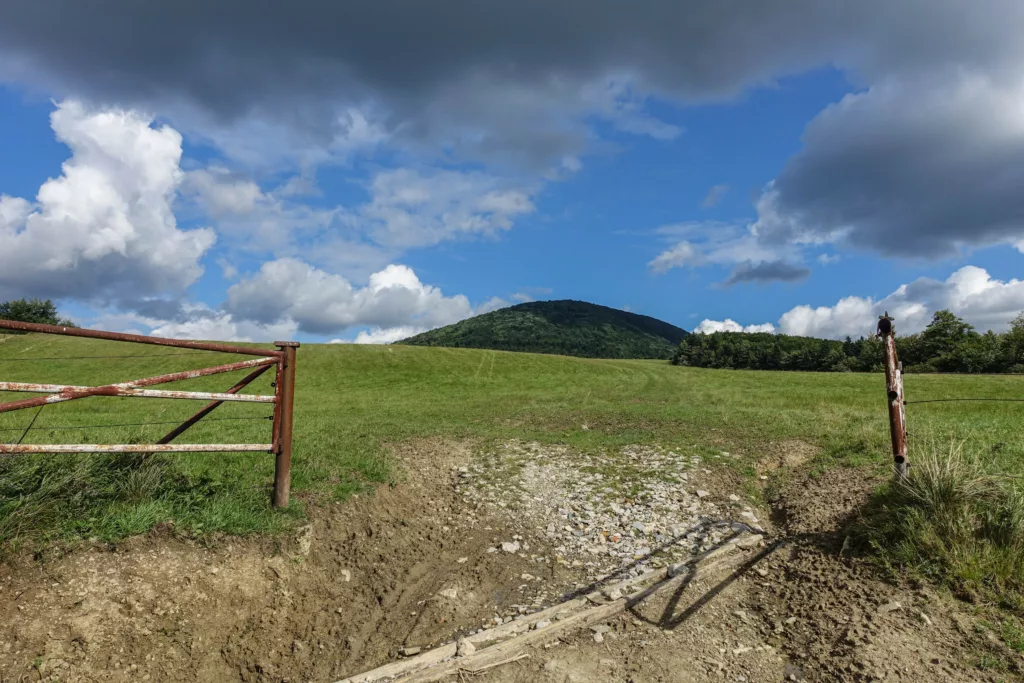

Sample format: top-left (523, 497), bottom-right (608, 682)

top-left (1, 332), bottom-right (1022, 558)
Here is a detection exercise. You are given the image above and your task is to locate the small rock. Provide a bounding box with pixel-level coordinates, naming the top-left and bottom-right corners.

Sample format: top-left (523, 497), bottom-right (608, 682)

top-left (668, 563), bottom-right (689, 578)
top-left (340, 569), bottom-right (351, 583)
top-left (438, 587), bottom-right (458, 599)
top-left (728, 494), bottom-right (741, 502)
top-left (501, 541), bottom-right (521, 553)
top-left (457, 557), bottom-right (469, 564)
top-left (732, 645), bottom-right (752, 655)
top-left (594, 632), bottom-right (604, 643)
top-left (918, 612), bottom-right (933, 627)
top-left (400, 647), bottom-right (421, 657)
top-left (456, 639), bottom-right (476, 657)
top-left (535, 620), bottom-right (552, 630)
top-left (877, 601), bottom-right (902, 614)
top-left (696, 490), bottom-right (711, 498)
top-left (755, 567), bottom-right (769, 577)
top-left (734, 534), bottom-right (764, 549)
top-left (591, 624), bottom-right (612, 635)
top-left (784, 617), bottom-right (797, 625)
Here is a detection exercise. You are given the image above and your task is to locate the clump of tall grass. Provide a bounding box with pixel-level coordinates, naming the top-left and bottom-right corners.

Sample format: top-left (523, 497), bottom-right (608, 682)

top-left (852, 439), bottom-right (1024, 604)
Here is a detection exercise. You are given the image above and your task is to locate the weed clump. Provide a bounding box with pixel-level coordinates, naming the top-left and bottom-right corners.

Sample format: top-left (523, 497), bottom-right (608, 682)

top-left (852, 440), bottom-right (1024, 604)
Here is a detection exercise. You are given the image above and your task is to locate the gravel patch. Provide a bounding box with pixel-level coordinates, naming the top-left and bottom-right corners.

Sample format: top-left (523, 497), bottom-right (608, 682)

top-left (456, 441), bottom-right (764, 592)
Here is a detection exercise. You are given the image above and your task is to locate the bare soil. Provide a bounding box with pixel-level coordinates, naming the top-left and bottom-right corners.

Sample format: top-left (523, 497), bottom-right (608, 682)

top-left (1, 440), bottom-right (1020, 682)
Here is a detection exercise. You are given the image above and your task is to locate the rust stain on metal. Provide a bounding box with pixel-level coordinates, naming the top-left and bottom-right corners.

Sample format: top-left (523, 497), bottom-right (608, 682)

top-left (118, 356), bottom-right (277, 389)
top-left (0, 319), bottom-right (300, 507)
top-left (0, 443), bottom-right (274, 454)
top-left (0, 383), bottom-right (274, 413)
top-left (0, 318), bottom-right (282, 357)
top-left (273, 342), bottom-right (299, 508)
top-left (157, 364), bottom-right (273, 444)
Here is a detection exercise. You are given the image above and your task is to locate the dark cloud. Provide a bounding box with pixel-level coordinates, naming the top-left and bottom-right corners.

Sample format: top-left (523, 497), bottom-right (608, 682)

top-left (2, 1), bottom-right (1022, 168)
top-left (754, 75), bottom-right (1024, 257)
top-left (723, 259), bottom-right (810, 286)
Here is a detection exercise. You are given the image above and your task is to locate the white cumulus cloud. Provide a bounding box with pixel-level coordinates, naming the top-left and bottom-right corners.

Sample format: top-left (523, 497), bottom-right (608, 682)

top-left (778, 266), bottom-right (1024, 338)
top-left (699, 266), bottom-right (1024, 340)
top-left (695, 319), bottom-right (775, 334)
top-left (347, 326), bottom-right (426, 344)
top-left (0, 100), bottom-right (215, 307)
top-left (224, 258), bottom-right (475, 336)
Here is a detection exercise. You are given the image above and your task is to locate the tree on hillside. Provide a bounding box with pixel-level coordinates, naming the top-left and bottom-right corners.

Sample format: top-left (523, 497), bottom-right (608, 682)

top-left (921, 310), bottom-right (976, 359)
top-left (1002, 314), bottom-right (1024, 372)
top-left (0, 298), bottom-right (76, 328)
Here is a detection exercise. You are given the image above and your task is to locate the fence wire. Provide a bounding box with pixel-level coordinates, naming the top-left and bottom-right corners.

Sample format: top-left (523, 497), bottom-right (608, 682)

top-left (0, 351), bottom-right (232, 361)
top-left (905, 398), bottom-right (1024, 405)
top-left (0, 415), bottom-right (273, 433)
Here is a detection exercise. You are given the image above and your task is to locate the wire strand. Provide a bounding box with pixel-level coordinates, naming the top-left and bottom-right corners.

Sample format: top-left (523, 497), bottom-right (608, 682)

top-left (0, 351), bottom-right (231, 361)
top-left (15, 404), bottom-right (44, 445)
top-left (0, 415), bottom-right (273, 432)
top-left (905, 398), bottom-right (1024, 405)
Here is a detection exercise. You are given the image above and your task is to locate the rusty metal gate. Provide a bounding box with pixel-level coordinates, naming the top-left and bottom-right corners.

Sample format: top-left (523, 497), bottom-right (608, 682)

top-left (0, 319), bottom-right (298, 507)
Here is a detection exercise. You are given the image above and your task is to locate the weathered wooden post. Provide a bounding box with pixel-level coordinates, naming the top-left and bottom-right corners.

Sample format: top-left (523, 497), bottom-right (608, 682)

top-left (273, 341), bottom-right (299, 507)
top-left (877, 313), bottom-right (908, 479)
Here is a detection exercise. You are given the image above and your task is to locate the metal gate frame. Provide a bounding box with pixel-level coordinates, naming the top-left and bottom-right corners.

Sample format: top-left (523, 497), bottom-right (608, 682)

top-left (0, 319), bottom-right (299, 507)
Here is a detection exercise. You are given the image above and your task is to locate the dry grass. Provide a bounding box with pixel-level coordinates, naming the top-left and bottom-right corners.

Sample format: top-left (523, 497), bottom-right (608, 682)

top-left (852, 439), bottom-right (1024, 606)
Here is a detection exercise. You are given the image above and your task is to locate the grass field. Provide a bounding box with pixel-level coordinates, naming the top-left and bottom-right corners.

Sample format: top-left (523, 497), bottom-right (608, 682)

top-left (2, 331), bottom-right (1023, 555)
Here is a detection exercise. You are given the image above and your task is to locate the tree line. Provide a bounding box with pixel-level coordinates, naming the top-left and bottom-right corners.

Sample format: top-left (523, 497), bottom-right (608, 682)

top-left (672, 310), bottom-right (1024, 373)
top-left (0, 298), bottom-right (77, 330)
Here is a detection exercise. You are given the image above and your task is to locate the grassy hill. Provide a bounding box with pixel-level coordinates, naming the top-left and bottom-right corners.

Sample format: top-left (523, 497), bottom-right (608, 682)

top-left (399, 300), bottom-right (688, 359)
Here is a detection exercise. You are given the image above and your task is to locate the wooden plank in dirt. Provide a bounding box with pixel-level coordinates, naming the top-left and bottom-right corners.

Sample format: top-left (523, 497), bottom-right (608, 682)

top-left (336, 644), bottom-right (457, 683)
top-left (336, 532), bottom-right (761, 683)
top-left (401, 538), bottom-right (755, 682)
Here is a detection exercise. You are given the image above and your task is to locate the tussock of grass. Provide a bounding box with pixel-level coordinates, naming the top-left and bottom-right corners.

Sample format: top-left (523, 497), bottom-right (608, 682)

top-left (0, 452), bottom-right (296, 553)
top-left (852, 440), bottom-right (1024, 603)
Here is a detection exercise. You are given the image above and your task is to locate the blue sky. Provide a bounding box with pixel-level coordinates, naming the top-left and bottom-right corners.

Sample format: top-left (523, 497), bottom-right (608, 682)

top-left (1, 1), bottom-right (1023, 343)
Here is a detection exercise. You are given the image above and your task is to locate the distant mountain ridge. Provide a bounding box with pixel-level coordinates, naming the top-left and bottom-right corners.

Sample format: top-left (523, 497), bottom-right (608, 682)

top-left (398, 300), bottom-right (688, 359)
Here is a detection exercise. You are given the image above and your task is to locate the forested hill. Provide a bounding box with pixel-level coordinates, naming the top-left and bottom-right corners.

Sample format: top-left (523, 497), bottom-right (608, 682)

top-left (399, 300), bottom-right (688, 359)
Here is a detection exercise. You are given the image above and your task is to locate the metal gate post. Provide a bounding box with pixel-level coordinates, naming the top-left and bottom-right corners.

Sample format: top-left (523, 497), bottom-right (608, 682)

top-left (273, 341), bottom-right (299, 508)
top-left (877, 313), bottom-right (908, 479)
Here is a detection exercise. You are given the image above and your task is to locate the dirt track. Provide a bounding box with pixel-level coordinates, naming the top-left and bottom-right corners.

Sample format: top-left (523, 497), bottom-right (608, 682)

top-left (1, 440), bottom-right (1019, 682)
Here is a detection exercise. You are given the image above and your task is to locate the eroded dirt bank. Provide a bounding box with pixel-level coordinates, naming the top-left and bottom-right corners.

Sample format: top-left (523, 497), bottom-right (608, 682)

top-left (1, 441), bottom-right (1018, 682)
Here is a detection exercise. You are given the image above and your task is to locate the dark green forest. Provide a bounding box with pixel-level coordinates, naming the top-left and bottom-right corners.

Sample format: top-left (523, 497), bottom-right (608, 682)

top-left (400, 300), bottom-right (688, 359)
top-left (672, 310), bottom-right (1024, 373)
